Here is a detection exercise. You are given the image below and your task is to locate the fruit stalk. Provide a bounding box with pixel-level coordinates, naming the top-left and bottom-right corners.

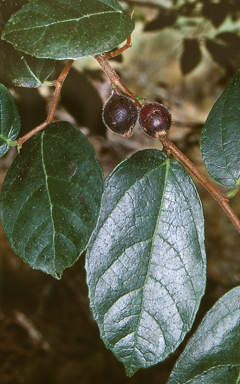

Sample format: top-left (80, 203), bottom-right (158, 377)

top-left (94, 54), bottom-right (142, 107)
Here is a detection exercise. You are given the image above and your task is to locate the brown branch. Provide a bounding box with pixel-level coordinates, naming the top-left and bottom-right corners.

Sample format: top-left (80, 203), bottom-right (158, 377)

top-left (15, 310), bottom-right (51, 352)
top-left (94, 54), bottom-right (142, 107)
top-left (102, 35), bottom-right (132, 59)
top-left (95, 51), bottom-right (240, 232)
top-left (17, 59), bottom-right (74, 147)
top-left (159, 135), bottom-right (240, 233)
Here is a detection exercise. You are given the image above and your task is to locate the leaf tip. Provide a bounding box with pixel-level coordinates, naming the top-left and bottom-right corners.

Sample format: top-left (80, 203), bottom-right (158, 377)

top-left (125, 366), bottom-right (138, 378)
top-left (48, 268), bottom-right (63, 280)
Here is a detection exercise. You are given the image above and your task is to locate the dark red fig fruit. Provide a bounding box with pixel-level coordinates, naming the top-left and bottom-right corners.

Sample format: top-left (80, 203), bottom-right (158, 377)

top-left (102, 90), bottom-right (139, 136)
top-left (139, 102), bottom-right (172, 138)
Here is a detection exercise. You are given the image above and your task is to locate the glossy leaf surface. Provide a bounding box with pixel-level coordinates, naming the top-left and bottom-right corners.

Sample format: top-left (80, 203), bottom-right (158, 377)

top-left (0, 41), bottom-right (56, 87)
top-left (201, 69), bottom-right (240, 188)
top-left (0, 122), bottom-right (104, 278)
top-left (0, 83), bottom-right (21, 157)
top-left (167, 286), bottom-right (240, 384)
top-left (0, 2), bottom-right (56, 87)
top-left (2, 0), bottom-right (134, 60)
top-left (86, 149), bottom-right (206, 376)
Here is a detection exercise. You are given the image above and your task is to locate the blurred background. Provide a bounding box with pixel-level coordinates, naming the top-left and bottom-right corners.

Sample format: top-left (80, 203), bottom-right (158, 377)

top-left (1, 0), bottom-right (240, 383)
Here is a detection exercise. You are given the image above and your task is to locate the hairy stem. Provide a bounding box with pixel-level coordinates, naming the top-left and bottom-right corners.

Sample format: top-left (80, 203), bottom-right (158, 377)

top-left (159, 135), bottom-right (240, 233)
top-left (94, 54), bottom-right (142, 107)
top-left (17, 60), bottom-right (74, 147)
top-left (102, 35), bottom-right (132, 59)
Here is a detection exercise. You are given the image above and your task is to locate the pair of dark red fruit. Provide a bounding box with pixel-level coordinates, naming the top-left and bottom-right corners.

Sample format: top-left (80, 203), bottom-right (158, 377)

top-left (102, 89), bottom-right (172, 138)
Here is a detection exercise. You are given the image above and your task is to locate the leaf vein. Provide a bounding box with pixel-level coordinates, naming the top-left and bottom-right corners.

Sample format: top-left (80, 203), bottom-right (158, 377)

top-left (7, 11), bottom-right (122, 32)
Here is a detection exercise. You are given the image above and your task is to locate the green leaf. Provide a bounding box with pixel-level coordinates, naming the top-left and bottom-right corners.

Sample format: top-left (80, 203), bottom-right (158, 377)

top-left (201, 69), bottom-right (240, 189)
top-left (167, 286), bottom-right (240, 384)
top-left (0, 122), bottom-right (104, 279)
top-left (0, 1), bottom-right (56, 87)
top-left (0, 0), bottom-right (29, 24)
top-left (2, 0), bottom-right (134, 60)
top-left (0, 83), bottom-right (21, 157)
top-left (0, 40), bottom-right (56, 87)
top-left (85, 149), bottom-right (206, 377)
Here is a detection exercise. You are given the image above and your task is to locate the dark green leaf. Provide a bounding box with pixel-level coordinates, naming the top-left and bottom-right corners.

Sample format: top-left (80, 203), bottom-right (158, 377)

top-left (0, 40), bottom-right (56, 87)
top-left (85, 149), bottom-right (206, 376)
top-left (167, 286), bottom-right (240, 384)
top-left (2, 0), bottom-right (134, 60)
top-left (0, 122), bottom-right (104, 278)
top-left (180, 39), bottom-right (201, 75)
top-left (201, 69), bottom-right (240, 188)
top-left (0, 83), bottom-right (20, 157)
top-left (0, 1), bottom-right (56, 87)
top-left (0, 0), bottom-right (29, 24)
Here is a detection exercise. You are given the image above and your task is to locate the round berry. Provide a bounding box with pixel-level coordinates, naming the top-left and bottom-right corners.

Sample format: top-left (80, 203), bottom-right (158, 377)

top-left (102, 90), bottom-right (139, 137)
top-left (139, 102), bottom-right (172, 138)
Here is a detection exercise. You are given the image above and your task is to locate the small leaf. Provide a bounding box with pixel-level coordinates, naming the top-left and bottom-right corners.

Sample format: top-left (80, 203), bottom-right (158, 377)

top-left (85, 149), bottom-right (206, 376)
top-left (2, 0), bottom-right (134, 60)
top-left (144, 12), bottom-right (177, 32)
top-left (202, 2), bottom-right (228, 27)
top-left (200, 68), bottom-right (240, 188)
top-left (59, 65), bottom-right (107, 137)
top-left (0, 122), bottom-right (104, 278)
top-left (167, 286), bottom-right (240, 384)
top-left (216, 32), bottom-right (240, 47)
top-left (205, 38), bottom-right (240, 71)
top-left (0, 40), bottom-right (56, 87)
top-left (0, 83), bottom-right (21, 157)
top-left (180, 39), bottom-right (201, 75)
top-left (205, 38), bottom-right (226, 67)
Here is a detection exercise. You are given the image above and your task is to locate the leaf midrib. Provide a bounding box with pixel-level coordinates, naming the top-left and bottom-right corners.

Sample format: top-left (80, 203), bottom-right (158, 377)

top-left (4, 10), bottom-right (122, 33)
top-left (0, 134), bottom-right (9, 142)
top-left (96, 160), bottom-right (168, 236)
top-left (40, 130), bottom-right (56, 267)
top-left (127, 159), bottom-right (170, 375)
